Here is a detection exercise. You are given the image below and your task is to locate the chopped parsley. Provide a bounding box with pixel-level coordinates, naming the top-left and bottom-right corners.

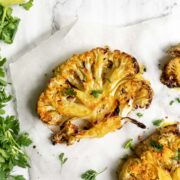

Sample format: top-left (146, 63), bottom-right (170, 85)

top-left (81, 167), bottom-right (107, 180)
top-left (59, 153), bottom-right (68, 169)
top-left (173, 149), bottom-right (180, 161)
top-left (136, 112), bottom-right (143, 118)
top-left (169, 100), bottom-right (174, 105)
top-left (175, 97), bottom-right (180, 103)
top-left (150, 140), bottom-right (163, 152)
top-left (124, 139), bottom-right (133, 149)
top-left (152, 119), bottom-right (164, 127)
top-left (91, 90), bottom-right (103, 98)
top-left (63, 88), bottom-right (76, 97)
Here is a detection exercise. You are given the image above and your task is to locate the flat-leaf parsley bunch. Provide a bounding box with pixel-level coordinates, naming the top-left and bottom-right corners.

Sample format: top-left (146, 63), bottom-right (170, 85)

top-left (0, 57), bottom-right (32, 180)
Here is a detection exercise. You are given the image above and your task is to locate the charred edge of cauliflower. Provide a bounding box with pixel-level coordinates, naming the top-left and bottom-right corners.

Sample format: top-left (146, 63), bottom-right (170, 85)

top-left (119, 123), bottom-right (180, 180)
top-left (37, 47), bottom-right (153, 145)
top-left (161, 44), bottom-right (180, 88)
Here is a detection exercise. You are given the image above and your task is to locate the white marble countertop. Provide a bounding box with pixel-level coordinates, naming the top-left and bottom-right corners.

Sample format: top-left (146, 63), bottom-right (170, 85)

top-left (3, 0), bottom-right (180, 179)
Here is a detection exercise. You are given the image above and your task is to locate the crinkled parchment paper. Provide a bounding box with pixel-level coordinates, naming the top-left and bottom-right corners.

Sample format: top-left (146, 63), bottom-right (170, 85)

top-left (10, 10), bottom-right (180, 180)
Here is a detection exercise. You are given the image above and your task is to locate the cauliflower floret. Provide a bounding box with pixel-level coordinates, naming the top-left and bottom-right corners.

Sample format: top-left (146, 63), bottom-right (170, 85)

top-left (161, 44), bottom-right (180, 88)
top-left (37, 47), bottom-right (153, 145)
top-left (119, 124), bottom-right (180, 180)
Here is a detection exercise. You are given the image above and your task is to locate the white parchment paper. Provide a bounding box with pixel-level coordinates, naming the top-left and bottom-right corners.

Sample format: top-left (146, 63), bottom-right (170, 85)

top-left (10, 11), bottom-right (180, 180)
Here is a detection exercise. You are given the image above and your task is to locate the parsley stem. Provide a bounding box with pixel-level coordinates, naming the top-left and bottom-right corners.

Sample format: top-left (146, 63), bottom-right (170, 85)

top-left (97, 167), bottom-right (107, 175)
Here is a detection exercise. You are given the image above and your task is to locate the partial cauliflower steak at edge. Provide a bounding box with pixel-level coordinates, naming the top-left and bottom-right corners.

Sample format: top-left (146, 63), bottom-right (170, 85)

top-left (161, 44), bottom-right (180, 88)
top-left (119, 123), bottom-right (180, 180)
top-left (37, 47), bottom-right (153, 145)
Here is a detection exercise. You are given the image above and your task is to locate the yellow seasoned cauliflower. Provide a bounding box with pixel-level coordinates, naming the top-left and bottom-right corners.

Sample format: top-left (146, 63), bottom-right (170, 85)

top-left (119, 123), bottom-right (180, 180)
top-left (37, 47), bottom-right (153, 145)
top-left (161, 44), bottom-right (180, 88)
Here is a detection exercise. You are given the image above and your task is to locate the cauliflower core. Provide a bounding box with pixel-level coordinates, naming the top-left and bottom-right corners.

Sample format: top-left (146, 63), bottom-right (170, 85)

top-left (37, 47), bottom-right (153, 145)
top-left (119, 123), bottom-right (180, 180)
top-left (161, 44), bottom-right (180, 88)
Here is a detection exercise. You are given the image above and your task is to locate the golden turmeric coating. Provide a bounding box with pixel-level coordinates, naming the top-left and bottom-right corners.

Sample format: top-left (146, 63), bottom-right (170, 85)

top-left (119, 124), bottom-right (180, 180)
top-left (161, 44), bottom-right (180, 88)
top-left (37, 47), bottom-right (153, 145)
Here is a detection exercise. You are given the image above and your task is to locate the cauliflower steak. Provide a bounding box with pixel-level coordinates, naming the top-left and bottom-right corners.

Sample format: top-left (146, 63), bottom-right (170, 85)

top-left (37, 47), bottom-right (153, 145)
top-left (119, 123), bottom-right (180, 180)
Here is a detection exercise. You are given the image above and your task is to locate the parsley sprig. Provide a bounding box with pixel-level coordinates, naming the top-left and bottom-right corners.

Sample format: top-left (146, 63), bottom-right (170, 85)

top-left (0, 0), bottom-right (33, 44)
top-left (0, 57), bottom-right (32, 179)
top-left (59, 153), bottom-right (68, 169)
top-left (81, 167), bottom-right (107, 180)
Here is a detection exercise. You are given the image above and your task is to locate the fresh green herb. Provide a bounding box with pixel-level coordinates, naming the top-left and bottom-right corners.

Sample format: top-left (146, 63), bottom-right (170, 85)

top-left (11, 175), bottom-right (26, 180)
top-left (173, 149), bottom-right (180, 161)
top-left (136, 112), bottom-right (143, 118)
top-left (175, 97), bottom-right (180, 103)
top-left (82, 73), bottom-right (87, 82)
top-left (152, 119), bottom-right (164, 126)
top-left (124, 139), bottom-right (133, 149)
top-left (0, 0), bottom-right (33, 44)
top-left (63, 88), bottom-right (76, 97)
top-left (59, 153), bottom-right (68, 168)
top-left (81, 167), bottom-right (107, 180)
top-left (169, 100), bottom-right (174, 105)
top-left (150, 140), bottom-right (163, 152)
top-left (0, 5), bottom-right (20, 44)
top-left (91, 90), bottom-right (103, 98)
top-left (0, 57), bottom-right (32, 179)
top-left (20, 0), bottom-right (33, 10)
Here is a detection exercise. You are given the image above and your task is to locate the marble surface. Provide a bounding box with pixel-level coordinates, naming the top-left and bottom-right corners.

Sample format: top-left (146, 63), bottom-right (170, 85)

top-left (1, 0), bottom-right (180, 61)
top-left (2, 0), bottom-right (180, 179)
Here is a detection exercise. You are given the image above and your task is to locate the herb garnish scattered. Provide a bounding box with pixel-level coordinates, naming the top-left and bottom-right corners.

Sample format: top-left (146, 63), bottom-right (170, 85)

top-left (63, 88), bottom-right (76, 97)
top-left (91, 90), bottom-right (103, 98)
top-left (169, 97), bottom-right (180, 105)
top-left (152, 119), bottom-right (164, 127)
top-left (169, 100), bottom-right (174, 105)
top-left (124, 139), bottom-right (133, 149)
top-left (81, 167), bottom-right (107, 180)
top-left (175, 97), bottom-right (180, 103)
top-left (150, 140), bottom-right (163, 152)
top-left (136, 112), bottom-right (143, 118)
top-left (59, 153), bottom-right (68, 169)
top-left (0, 57), bottom-right (32, 179)
top-left (173, 149), bottom-right (180, 161)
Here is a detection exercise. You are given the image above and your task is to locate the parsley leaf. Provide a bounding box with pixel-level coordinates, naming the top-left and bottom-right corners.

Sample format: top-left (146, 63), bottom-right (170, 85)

top-left (150, 140), bottom-right (163, 152)
top-left (0, 6), bottom-right (20, 44)
top-left (136, 113), bottom-right (143, 118)
top-left (63, 88), bottom-right (76, 97)
top-left (59, 153), bottom-right (68, 168)
top-left (91, 90), bottom-right (103, 98)
top-left (81, 167), bottom-right (107, 180)
top-left (20, 0), bottom-right (33, 10)
top-left (152, 119), bottom-right (164, 126)
top-left (124, 139), bottom-right (133, 149)
top-left (169, 100), bottom-right (174, 105)
top-left (173, 149), bottom-right (180, 161)
top-left (175, 98), bottom-right (180, 103)
top-left (0, 57), bottom-right (32, 179)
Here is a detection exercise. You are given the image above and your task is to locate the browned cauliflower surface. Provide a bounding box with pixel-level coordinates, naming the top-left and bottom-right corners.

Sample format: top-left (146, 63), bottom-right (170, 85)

top-left (119, 124), bottom-right (180, 180)
top-left (37, 47), bottom-right (153, 145)
top-left (161, 44), bottom-right (180, 88)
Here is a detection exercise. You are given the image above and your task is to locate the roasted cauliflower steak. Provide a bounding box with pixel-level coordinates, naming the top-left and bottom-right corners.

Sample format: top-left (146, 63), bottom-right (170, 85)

top-left (37, 47), bottom-right (153, 145)
top-left (119, 123), bottom-right (180, 180)
top-left (161, 44), bottom-right (180, 88)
